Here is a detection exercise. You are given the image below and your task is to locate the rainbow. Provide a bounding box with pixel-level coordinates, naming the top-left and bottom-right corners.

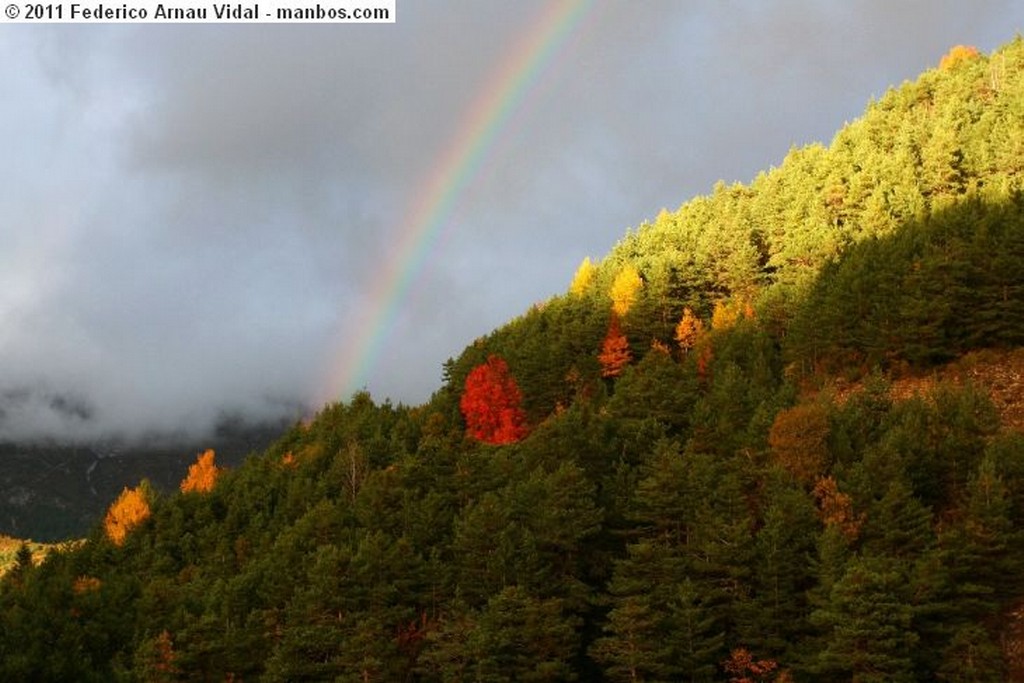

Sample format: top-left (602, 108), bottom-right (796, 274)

top-left (326, 0), bottom-right (597, 403)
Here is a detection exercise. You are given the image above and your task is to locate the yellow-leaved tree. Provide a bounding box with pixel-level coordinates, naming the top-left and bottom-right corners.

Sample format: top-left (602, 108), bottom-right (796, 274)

top-left (711, 300), bottom-right (741, 331)
top-left (609, 264), bottom-right (642, 316)
top-left (569, 257), bottom-right (597, 296)
top-left (710, 298), bottom-right (755, 331)
top-left (104, 485), bottom-right (151, 546)
top-left (180, 449), bottom-right (221, 494)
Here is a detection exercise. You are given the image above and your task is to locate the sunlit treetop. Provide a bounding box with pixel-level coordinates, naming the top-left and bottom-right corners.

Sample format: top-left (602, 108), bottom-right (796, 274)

top-left (180, 449), bottom-right (221, 494)
top-left (104, 485), bottom-right (151, 547)
top-left (939, 44), bottom-right (980, 70)
top-left (609, 264), bottom-right (642, 316)
top-left (569, 256), bottom-right (597, 296)
top-left (460, 355), bottom-right (530, 445)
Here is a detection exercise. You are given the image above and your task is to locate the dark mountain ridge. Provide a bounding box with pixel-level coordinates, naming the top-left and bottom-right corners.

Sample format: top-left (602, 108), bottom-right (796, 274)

top-left (0, 416), bottom-right (291, 542)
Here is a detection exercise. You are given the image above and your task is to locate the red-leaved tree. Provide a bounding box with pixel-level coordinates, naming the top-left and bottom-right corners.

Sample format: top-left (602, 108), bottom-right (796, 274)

top-left (460, 355), bottom-right (529, 445)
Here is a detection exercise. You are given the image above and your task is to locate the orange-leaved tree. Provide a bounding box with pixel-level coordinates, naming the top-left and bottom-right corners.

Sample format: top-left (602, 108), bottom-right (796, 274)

top-left (180, 448), bottom-right (221, 494)
top-left (711, 299), bottom-right (741, 331)
top-left (768, 403), bottom-right (831, 485)
top-left (675, 306), bottom-right (705, 353)
top-left (812, 476), bottom-right (864, 542)
top-left (73, 576), bottom-right (102, 594)
top-left (939, 44), bottom-right (980, 70)
top-left (460, 355), bottom-right (530, 445)
top-left (710, 298), bottom-right (755, 332)
top-left (135, 630), bottom-right (181, 681)
top-left (724, 647), bottom-right (792, 683)
top-left (598, 313), bottom-right (632, 378)
top-left (104, 485), bottom-right (151, 546)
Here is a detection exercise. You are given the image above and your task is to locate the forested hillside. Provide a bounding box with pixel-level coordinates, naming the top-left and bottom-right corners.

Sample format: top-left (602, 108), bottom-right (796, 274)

top-left (0, 417), bottom-right (289, 542)
top-left (3, 40), bottom-right (1024, 681)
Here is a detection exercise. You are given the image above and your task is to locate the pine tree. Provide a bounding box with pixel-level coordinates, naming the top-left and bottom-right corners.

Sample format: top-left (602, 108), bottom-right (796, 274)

top-left (940, 454), bottom-right (1024, 620)
top-left (133, 631), bottom-right (182, 683)
top-left (936, 623), bottom-right (1004, 682)
top-left (672, 578), bottom-right (726, 682)
top-left (590, 542), bottom-right (690, 682)
top-left (812, 556), bottom-right (919, 682)
top-left (590, 595), bottom-right (669, 682)
top-left (743, 478), bottom-right (818, 657)
top-left (860, 479), bottom-right (934, 562)
top-left (606, 348), bottom-right (699, 433)
top-left (468, 586), bottom-right (578, 682)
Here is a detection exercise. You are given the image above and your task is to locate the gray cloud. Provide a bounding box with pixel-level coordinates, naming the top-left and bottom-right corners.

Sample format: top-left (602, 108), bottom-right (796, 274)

top-left (0, 1), bottom-right (1021, 442)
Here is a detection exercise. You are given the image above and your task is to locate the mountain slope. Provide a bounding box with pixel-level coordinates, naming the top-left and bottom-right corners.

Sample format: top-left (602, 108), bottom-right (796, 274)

top-left (436, 38), bottom-right (1024, 423)
top-left (0, 417), bottom-right (290, 542)
top-left (3, 39), bottom-right (1024, 682)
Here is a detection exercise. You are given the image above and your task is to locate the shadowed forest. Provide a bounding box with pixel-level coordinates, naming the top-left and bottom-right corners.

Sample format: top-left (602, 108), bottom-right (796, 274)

top-left (3, 40), bottom-right (1024, 681)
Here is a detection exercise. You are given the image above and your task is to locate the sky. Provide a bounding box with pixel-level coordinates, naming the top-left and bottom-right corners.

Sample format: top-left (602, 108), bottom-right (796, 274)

top-left (1, 1), bottom-right (1022, 442)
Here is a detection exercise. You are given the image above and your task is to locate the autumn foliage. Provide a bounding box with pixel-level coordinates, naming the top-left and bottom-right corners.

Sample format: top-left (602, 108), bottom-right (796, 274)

top-left (711, 298), bottom-right (754, 331)
top-left (180, 449), bottom-right (221, 494)
top-left (650, 338), bottom-right (671, 355)
top-left (768, 402), bottom-right (830, 485)
top-left (696, 342), bottom-right (714, 382)
top-left (569, 256), bottom-right (597, 296)
top-left (136, 630), bottom-right (181, 680)
top-left (609, 264), bottom-right (642, 316)
top-left (939, 44), bottom-right (980, 70)
top-left (460, 355), bottom-right (529, 444)
top-left (812, 476), bottom-right (864, 542)
top-left (73, 576), bottom-right (102, 594)
top-left (598, 314), bottom-right (632, 378)
top-left (674, 306), bottom-right (705, 352)
top-left (104, 485), bottom-right (151, 546)
top-left (724, 647), bottom-right (791, 683)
